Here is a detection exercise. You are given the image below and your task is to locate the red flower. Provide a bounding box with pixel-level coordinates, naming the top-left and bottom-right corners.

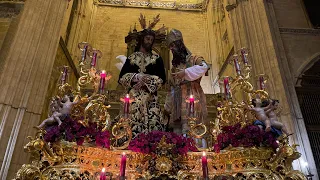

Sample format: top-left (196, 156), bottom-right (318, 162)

top-left (128, 131), bottom-right (197, 155)
top-left (214, 124), bottom-right (278, 152)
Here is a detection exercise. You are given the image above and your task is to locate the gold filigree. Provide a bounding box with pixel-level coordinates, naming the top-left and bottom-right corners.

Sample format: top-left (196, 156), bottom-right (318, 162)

top-left (15, 135), bottom-right (306, 180)
top-left (155, 156), bottom-right (172, 172)
top-left (128, 52), bottom-right (158, 73)
top-left (24, 128), bottom-right (60, 163)
top-left (111, 119), bottom-right (132, 150)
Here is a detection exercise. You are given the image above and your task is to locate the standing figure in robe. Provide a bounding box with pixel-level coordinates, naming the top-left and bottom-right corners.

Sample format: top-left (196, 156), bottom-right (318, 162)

top-left (164, 29), bottom-right (209, 138)
top-left (118, 27), bottom-right (166, 138)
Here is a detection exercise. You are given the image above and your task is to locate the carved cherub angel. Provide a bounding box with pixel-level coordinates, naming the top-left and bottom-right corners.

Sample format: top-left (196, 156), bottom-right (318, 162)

top-left (265, 99), bottom-right (290, 135)
top-left (37, 94), bottom-right (78, 129)
top-left (37, 97), bottom-right (63, 128)
top-left (245, 97), bottom-right (272, 132)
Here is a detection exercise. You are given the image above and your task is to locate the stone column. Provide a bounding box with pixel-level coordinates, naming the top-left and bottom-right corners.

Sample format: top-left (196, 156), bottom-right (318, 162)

top-left (226, 0), bottom-right (318, 178)
top-left (0, 0), bottom-right (68, 179)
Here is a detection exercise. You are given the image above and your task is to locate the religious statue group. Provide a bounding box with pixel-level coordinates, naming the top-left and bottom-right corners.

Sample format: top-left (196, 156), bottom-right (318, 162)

top-left (38, 14), bottom-right (289, 144)
top-left (118, 27), bottom-right (209, 139)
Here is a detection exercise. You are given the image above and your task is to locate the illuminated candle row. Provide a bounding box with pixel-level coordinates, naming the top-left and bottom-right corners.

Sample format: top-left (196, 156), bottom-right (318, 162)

top-left (99, 153), bottom-right (210, 179)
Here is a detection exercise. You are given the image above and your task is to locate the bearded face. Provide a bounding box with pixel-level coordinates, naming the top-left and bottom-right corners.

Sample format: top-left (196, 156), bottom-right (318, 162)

top-left (169, 40), bottom-right (188, 67)
top-left (141, 35), bottom-right (154, 52)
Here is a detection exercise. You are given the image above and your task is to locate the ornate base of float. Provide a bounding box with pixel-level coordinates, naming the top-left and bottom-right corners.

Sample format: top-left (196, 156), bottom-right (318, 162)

top-left (14, 140), bottom-right (306, 180)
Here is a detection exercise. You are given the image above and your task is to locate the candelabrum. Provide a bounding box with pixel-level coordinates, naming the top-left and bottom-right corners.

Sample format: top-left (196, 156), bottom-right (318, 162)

top-left (77, 42), bottom-right (111, 94)
top-left (185, 94), bottom-right (208, 151)
top-left (111, 94), bottom-right (133, 150)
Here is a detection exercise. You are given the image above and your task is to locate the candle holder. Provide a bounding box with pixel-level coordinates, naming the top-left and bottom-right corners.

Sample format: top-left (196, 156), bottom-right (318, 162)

top-left (58, 66), bottom-right (69, 85)
top-left (78, 42), bottom-right (92, 64)
top-left (77, 43), bottom-right (112, 94)
top-left (88, 48), bottom-right (102, 68)
top-left (219, 76), bottom-right (233, 100)
top-left (57, 66), bottom-right (73, 97)
top-left (185, 95), bottom-right (208, 150)
top-left (120, 94), bottom-right (133, 120)
top-left (256, 74), bottom-right (269, 91)
top-left (232, 54), bottom-right (241, 76)
top-left (239, 47), bottom-right (250, 66)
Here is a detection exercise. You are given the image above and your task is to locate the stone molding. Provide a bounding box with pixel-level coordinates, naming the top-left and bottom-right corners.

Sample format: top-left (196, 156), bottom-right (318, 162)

top-left (0, 2), bottom-right (24, 18)
top-left (279, 28), bottom-right (320, 36)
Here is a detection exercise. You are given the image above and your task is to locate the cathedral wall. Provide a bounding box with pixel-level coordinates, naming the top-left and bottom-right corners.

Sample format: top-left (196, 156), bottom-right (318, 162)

top-left (0, 18), bottom-right (11, 50)
top-left (280, 33), bottom-right (320, 79)
top-left (272, 0), bottom-right (310, 28)
top-left (271, 0), bottom-right (320, 81)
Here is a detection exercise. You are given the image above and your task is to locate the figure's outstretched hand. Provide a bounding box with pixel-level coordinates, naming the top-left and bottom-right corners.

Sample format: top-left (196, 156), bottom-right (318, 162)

top-left (171, 69), bottom-right (185, 79)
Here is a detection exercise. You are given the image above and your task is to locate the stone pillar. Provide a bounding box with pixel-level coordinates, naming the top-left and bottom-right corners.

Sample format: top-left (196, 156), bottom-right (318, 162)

top-left (0, 0), bottom-right (68, 179)
top-left (226, 0), bottom-right (318, 178)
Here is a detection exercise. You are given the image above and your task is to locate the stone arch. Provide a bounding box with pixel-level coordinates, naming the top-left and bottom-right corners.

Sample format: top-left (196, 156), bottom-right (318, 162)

top-left (295, 52), bottom-right (320, 86)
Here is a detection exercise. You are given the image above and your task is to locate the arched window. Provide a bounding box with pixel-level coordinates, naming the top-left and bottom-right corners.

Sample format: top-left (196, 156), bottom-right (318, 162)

top-left (303, 0), bottom-right (320, 28)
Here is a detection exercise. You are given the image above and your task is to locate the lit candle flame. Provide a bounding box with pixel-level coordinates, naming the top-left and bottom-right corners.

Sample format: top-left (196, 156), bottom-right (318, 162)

top-left (100, 70), bottom-right (106, 78)
top-left (126, 94), bottom-right (129, 98)
top-left (190, 95), bottom-right (194, 99)
top-left (202, 151), bottom-right (206, 157)
top-left (102, 167), bottom-right (105, 172)
top-left (122, 152), bottom-right (126, 156)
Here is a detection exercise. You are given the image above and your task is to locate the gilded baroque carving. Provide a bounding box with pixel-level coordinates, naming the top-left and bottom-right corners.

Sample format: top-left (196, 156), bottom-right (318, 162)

top-left (95, 0), bottom-right (206, 11)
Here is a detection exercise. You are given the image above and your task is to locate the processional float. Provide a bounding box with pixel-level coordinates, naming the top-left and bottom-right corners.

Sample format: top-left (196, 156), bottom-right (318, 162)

top-left (13, 44), bottom-right (307, 180)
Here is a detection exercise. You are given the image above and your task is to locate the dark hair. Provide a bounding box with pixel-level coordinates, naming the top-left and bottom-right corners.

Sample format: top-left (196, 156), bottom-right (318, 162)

top-left (171, 40), bottom-right (188, 67)
top-left (251, 99), bottom-right (256, 107)
top-left (251, 98), bottom-right (269, 107)
top-left (261, 100), bottom-right (270, 107)
top-left (271, 99), bottom-right (279, 105)
top-left (134, 29), bottom-right (156, 52)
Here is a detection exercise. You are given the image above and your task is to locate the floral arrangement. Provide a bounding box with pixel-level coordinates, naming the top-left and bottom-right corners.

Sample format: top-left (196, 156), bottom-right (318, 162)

top-left (213, 123), bottom-right (279, 153)
top-left (43, 116), bottom-right (110, 148)
top-left (128, 131), bottom-right (197, 155)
